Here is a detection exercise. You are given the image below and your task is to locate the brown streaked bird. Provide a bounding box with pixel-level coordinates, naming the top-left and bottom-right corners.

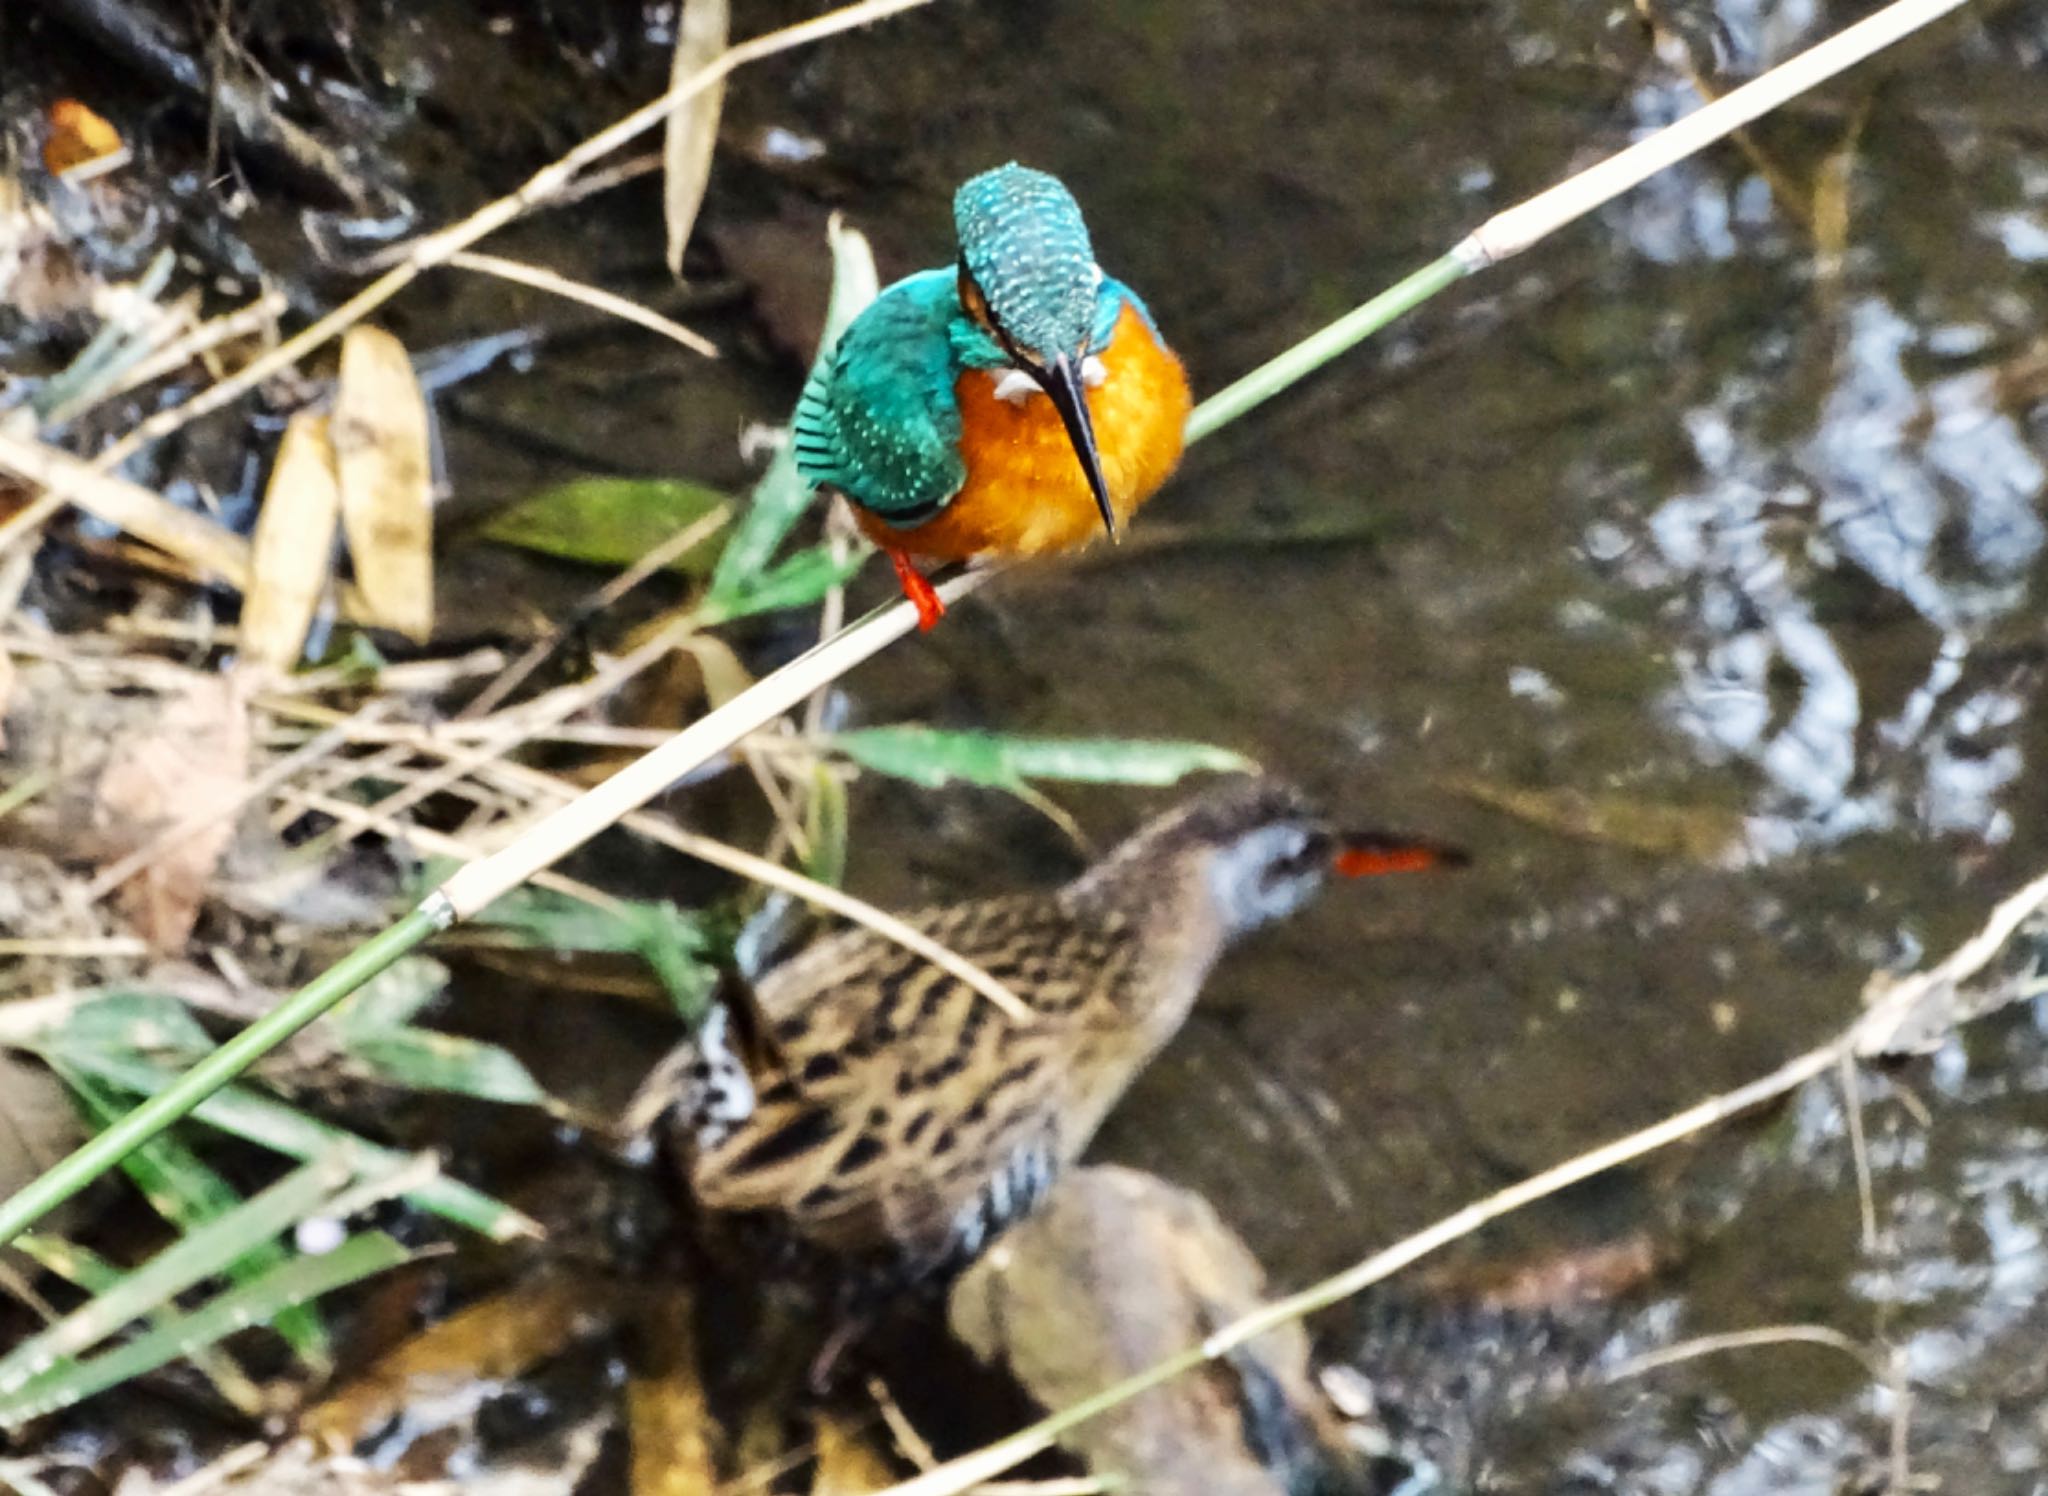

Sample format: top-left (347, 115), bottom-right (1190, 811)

top-left (656, 776), bottom-right (1462, 1368)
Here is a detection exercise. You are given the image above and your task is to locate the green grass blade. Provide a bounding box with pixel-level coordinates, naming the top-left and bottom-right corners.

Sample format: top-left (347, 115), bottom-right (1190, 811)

top-left (331, 957), bottom-right (450, 1039)
top-left (0, 1232), bottom-right (412, 1427)
top-left (0, 1151), bottom-right (355, 1395)
top-left (0, 908), bottom-right (444, 1251)
top-left (53, 1049), bottom-right (537, 1241)
top-left (702, 544), bottom-right (865, 624)
top-left (57, 1066), bottom-right (331, 1371)
top-left (12, 1233), bottom-right (268, 1418)
top-left (805, 766), bottom-right (848, 889)
top-left (346, 1029), bottom-right (547, 1106)
top-left (39, 991), bottom-right (214, 1061)
top-left (476, 886), bottom-right (719, 1019)
top-left (479, 477), bottom-right (729, 570)
top-left (832, 727), bottom-right (1254, 794)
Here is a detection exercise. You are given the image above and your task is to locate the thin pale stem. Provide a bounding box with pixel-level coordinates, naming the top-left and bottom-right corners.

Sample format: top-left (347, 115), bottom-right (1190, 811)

top-left (446, 252), bottom-right (719, 357)
top-left (1182, 253), bottom-right (1469, 445)
top-left (0, 911), bottom-right (444, 1248)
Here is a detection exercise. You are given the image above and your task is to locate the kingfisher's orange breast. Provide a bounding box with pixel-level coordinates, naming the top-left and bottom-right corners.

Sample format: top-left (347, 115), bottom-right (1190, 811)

top-left (857, 302), bottom-right (1193, 563)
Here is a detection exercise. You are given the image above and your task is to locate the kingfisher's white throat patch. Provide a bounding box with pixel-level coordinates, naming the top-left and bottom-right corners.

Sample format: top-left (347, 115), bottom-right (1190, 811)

top-left (992, 357), bottom-right (1109, 407)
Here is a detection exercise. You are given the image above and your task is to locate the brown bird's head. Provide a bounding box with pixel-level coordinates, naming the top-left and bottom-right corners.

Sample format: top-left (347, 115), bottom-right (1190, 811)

top-left (1076, 775), bottom-right (1466, 942)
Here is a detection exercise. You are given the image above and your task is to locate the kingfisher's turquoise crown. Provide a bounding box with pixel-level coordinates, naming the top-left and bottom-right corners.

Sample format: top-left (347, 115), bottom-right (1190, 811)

top-left (954, 163), bottom-right (1099, 365)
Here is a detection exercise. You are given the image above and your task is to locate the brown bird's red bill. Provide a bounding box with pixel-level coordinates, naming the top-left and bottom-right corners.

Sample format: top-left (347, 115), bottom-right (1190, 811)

top-left (1331, 832), bottom-right (1470, 879)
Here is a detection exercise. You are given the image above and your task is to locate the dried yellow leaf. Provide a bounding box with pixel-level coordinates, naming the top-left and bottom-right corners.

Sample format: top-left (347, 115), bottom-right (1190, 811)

top-left (810, 1408), bottom-right (899, 1495)
top-left (334, 325), bottom-right (434, 642)
top-left (242, 411), bottom-right (341, 672)
top-left (625, 1286), bottom-right (719, 1496)
top-left (664, 0), bottom-right (729, 276)
top-left (302, 1273), bottom-right (610, 1454)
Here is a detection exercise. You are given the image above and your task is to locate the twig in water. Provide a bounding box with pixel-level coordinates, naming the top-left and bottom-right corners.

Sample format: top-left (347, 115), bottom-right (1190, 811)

top-left (446, 252), bottom-right (719, 358)
top-left (1603, 1323), bottom-right (1881, 1385)
top-left (1840, 1051), bottom-right (1879, 1252)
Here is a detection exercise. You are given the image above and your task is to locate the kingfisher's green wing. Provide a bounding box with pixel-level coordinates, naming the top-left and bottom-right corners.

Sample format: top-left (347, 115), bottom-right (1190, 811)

top-left (792, 271), bottom-right (966, 528)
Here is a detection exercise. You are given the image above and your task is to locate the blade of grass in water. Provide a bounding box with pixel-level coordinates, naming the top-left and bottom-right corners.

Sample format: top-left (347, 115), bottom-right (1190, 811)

top-left (0, 1232), bottom-right (412, 1427)
top-left (59, 1066), bottom-right (331, 1371)
top-left (12, 1232), bottom-right (268, 1418)
top-left (0, 1152), bottom-right (354, 1396)
top-left (50, 1049), bottom-right (538, 1241)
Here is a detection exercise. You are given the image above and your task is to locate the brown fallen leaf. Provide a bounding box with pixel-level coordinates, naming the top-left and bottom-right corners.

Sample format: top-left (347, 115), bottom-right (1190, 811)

top-left (43, 99), bottom-right (129, 182)
top-left (334, 326), bottom-right (434, 642)
top-left (0, 1052), bottom-right (87, 1219)
top-left (663, 0), bottom-right (730, 276)
top-left (243, 411), bottom-right (343, 672)
top-left (625, 1285), bottom-right (719, 1496)
top-left (92, 672), bottom-right (251, 950)
top-left (1414, 1232), bottom-right (1665, 1313)
top-left (809, 1406), bottom-right (899, 1495)
top-left (1443, 774), bottom-right (1744, 863)
top-left (301, 1271), bottom-right (613, 1454)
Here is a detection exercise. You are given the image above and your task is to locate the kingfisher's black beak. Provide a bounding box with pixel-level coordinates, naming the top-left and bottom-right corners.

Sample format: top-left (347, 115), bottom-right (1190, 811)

top-left (1037, 353), bottom-right (1118, 542)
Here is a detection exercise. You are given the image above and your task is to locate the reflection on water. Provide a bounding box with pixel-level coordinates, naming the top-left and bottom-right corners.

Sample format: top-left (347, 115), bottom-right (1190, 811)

top-left (1645, 291), bottom-right (2044, 851)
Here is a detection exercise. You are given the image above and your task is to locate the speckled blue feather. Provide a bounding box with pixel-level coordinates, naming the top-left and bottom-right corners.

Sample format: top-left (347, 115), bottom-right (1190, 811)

top-left (953, 164), bottom-right (1098, 363)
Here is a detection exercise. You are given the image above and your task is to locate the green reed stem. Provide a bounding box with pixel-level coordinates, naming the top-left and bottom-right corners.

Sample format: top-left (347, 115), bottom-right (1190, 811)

top-left (1184, 252), bottom-right (1469, 445)
top-left (0, 910), bottom-right (441, 1248)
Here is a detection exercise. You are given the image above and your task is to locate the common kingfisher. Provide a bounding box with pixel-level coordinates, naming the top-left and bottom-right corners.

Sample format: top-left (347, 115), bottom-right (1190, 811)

top-left (652, 776), bottom-right (1464, 1379)
top-left (792, 163), bottom-right (1193, 629)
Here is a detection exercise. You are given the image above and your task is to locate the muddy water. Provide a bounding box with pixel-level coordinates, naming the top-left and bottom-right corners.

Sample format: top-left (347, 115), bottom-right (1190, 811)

top-left (13, 0), bottom-right (2048, 1484)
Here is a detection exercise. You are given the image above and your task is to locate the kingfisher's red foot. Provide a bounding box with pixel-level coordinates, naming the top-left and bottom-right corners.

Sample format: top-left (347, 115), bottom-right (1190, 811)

top-left (889, 550), bottom-right (945, 631)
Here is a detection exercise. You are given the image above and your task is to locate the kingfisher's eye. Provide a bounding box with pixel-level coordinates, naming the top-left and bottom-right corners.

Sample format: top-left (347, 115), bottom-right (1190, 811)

top-left (957, 263), bottom-right (998, 336)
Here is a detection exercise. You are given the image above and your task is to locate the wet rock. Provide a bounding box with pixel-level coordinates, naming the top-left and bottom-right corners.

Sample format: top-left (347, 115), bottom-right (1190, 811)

top-left (947, 1164), bottom-right (1359, 1496)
